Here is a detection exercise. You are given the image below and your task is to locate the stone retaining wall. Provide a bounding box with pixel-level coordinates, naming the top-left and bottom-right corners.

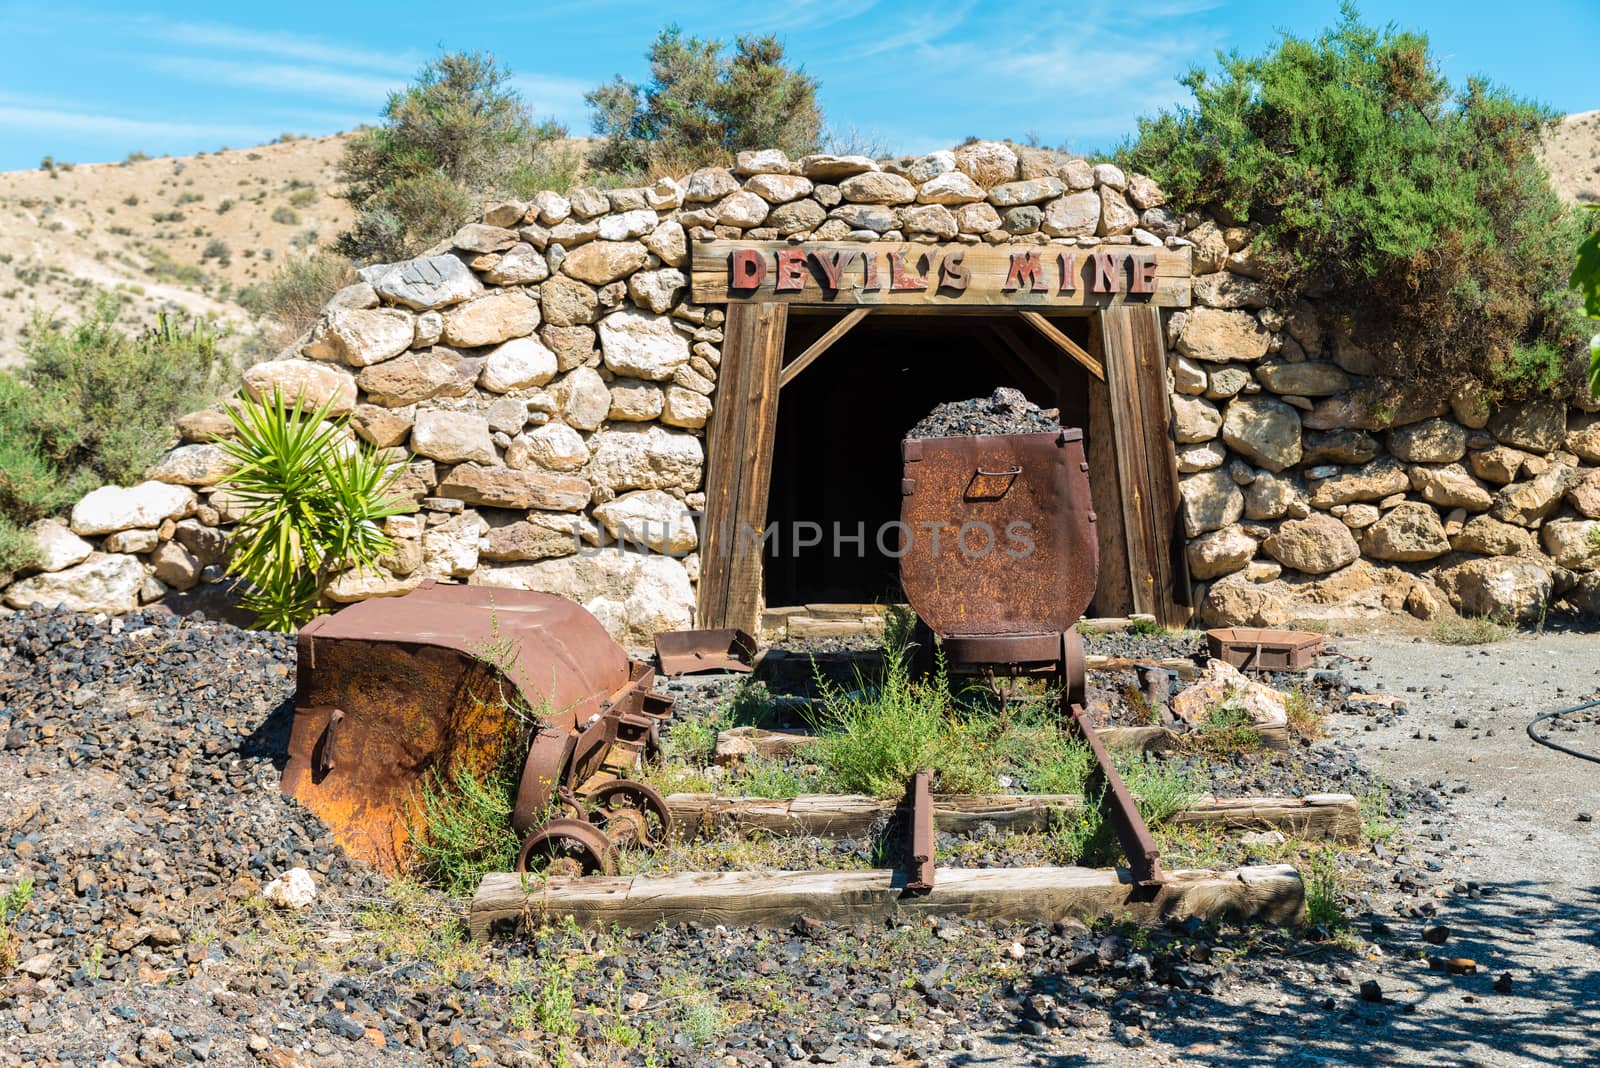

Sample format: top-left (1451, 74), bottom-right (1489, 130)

top-left (2, 139), bottom-right (1596, 638)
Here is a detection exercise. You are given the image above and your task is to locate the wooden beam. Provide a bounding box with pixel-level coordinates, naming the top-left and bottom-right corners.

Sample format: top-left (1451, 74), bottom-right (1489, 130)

top-left (471, 863), bottom-right (1301, 937)
top-left (1019, 311), bottom-right (1105, 381)
top-left (778, 308), bottom-right (869, 389)
top-left (692, 241), bottom-right (1192, 308)
top-left (1098, 306), bottom-right (1189, 628)
top-left (696, 302), bottom-right (788, 630)
top-left (1085, 340), bottom-right (1132, 616)
top-left (665, 792), bottom-right (1358, 842)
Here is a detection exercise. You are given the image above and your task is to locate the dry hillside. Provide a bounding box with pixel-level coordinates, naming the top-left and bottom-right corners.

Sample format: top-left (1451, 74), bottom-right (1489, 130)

top-left (0, 134), bottom-right (352, 367)
top-left (1541, 109), bottom-right (1600, 205)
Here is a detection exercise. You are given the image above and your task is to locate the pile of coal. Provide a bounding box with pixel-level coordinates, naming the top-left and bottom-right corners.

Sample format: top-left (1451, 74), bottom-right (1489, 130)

top-left (906, 387), bottom-right (1061, 438)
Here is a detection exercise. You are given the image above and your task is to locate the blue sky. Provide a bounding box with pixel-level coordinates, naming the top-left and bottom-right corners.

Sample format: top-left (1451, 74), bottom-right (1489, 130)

top-left (0, 1), bottom-right (1593, 171)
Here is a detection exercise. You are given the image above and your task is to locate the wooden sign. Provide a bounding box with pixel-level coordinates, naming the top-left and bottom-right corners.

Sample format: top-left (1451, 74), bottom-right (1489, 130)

top-left (690, 240), bottom-right (1191, 308)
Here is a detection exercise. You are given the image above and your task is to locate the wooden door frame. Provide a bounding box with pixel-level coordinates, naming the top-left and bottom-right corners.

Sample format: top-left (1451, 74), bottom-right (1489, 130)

top-left (696, 303), bottom-right (1190, 632)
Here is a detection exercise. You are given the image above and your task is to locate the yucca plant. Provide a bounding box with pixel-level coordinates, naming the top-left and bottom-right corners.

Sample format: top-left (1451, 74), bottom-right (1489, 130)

top-left (217, 388), bottom-right (409, 631)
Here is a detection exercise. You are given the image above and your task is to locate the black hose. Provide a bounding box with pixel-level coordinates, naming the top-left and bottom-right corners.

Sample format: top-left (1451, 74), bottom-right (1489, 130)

top-left (1526, 697), bottom-right (1600, 765)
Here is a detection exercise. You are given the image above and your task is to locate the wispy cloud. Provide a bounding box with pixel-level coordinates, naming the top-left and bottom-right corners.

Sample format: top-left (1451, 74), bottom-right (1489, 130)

top-left (146, 56), bottom-right (403, 106)
top-left (0, 103), bottom-right (275, 143)
top-left (141, 18), bottom-right (419, 74)
top-left (509, 73), bottom-right (593, 127)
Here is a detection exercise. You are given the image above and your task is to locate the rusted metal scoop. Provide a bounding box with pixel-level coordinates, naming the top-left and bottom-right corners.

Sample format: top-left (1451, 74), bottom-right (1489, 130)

top-left (283, 580), bottom-right (672, 874)
top-left (654, 628), bottom-right (758, 675)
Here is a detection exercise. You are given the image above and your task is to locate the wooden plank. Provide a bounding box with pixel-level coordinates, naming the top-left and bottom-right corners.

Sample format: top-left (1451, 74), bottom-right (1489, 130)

top-left (778, 308), bottom-right (870, 389)
top-left (1018, 311), bottom-right (1105, 381)
top-left (472, 863), bottom-right (1301, 937)
top-left (691, 241), bottom-right (1192, 309)
top-left (665, 791), bottom-right (1359, 842)
top-left (696, 302), bottom-right (788, 630)
top-left (988, 321), bottom-right (1064, 395)
top-left (1086, 336), bottom-right (1133, 616)
top-left (1098, 306), bottom-right (1188, 627)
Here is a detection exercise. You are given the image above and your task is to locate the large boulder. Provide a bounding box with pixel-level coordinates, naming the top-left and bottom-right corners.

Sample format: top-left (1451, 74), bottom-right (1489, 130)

top-left (148, 443), bottom-right (234, 487)
top-left (1565, 416), bottom-right (1600, 464)
top-left (557, 366), bottom-right (612, 432)
top-left (1360, 502), bottom-right (1450, 562)
top-left (1410, 464), bottom-right (1494, 511)
top-left (1302, 429), bottom-right (1380, 466)
top-left (1170, 395), bottom-right (1222, 443)
top-left (1469, 445), bottom-right (1531, 484)
top-left (3, 553), bottom-right (145, 612)
top-left (303, 307), bottom-right (414, 367)
top-left (1185, 525), bottom-right (1257, 580)
top-left (1254, 362), bottom-right (1349, 396)
top-left (1197, 579), bottom-right (1290, 628)
top-left (953, 141), bottom-right (1019, 187)
top-left (28, 520), bottom-right (92, 573)
top-left (1435, 557), bottom-right (1553, 624)
top-left (1178, 470), bottom-right (1244, 537)
top-left (473, 547), bottom-right (694, 645)
top-left (1174, 309), bottom-right (1272, 363)
top-left (1388, 418), bottom-right (1467, 464)
top-left (1488, 399), bottom-right (1566, 454)
top-left (1566, 573), bottom-right (1600, 617)
top-left (356, 349), bottom-right (464, 407)
top-left (585, 425), bottom-right (704, 494)
top-left (1262, 513), bottom-right (1360, 575)
top-left (435, 463), bottom-right (590, 511)
top-left (364, 254), bottom-right (482, 310)
top-left (508, 423), bottom-right (590, 472)
top-left (242, 360), bottom-right (357, 415)
top-left (1306, 459), bottom-right (1409, 509)
top-left (1568, 468), bottom-right (1600, 518)
top-left (410, 410), bottom-right (497, 465)
top-left (71, 482), bottom-right (196, 536)
top-left (1450, 515), bottom-right (1537, 556)
top-left (592, 490), bottom-right (698, 554)
top-left (480, 512), bottom-right (586, 563)
top-left (1492, 465), bottom-right (1575, 527)
top-left (561, 241), bottom-right (650, 285)
top-left (441, 291), bottom-right (540, 348)
top-left (599, 311), bottom-right (692, 381)
top-left (1541, 519), bottom-right (1600, 570)
top-left (1221, 396), bottom-right (1302, 472)
top-left (480, 337), bottom-right (558, 393)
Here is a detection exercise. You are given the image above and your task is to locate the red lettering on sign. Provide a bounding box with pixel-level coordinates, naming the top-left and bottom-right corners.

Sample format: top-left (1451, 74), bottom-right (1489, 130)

top-left (774, 249), bottom-right (807, 292)
top-left (810, 249), bottom-right (852, 291)
top-left (937, 249), bottom-right (970, 292)
top-left (730, 248), bottom-right (766, 290)
top-left (1003, 251), bottom-right (1048, 293)
top-left (1057, 252), bottom-right (1078, 293)
top-left (1129, 253), bottom-right (1158, 295)
top-left (1091, 252), bottom-right (1118, 293)
top-left (861, 251), bottom-right (881, 291)
top-left (888, 249), bottom-right (927, 291)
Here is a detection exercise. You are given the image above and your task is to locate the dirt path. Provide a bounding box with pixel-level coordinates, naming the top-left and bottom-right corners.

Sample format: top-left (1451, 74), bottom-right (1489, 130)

top-left (937, 630), bottom-right (1600, 1068)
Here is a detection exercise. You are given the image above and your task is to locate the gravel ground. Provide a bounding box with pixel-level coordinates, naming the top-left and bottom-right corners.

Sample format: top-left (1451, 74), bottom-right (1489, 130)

top-left (3, 607), bottom-right (1588, 1068)
top-left (906, 388), bottom-right (1060, 439)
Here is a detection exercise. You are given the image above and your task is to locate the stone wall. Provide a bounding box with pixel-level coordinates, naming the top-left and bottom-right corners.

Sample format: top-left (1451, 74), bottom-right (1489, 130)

top-left (2, 139), bottom-right (1596, 639)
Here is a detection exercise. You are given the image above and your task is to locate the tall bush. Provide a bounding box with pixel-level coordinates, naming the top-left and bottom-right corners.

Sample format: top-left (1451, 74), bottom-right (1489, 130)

top-left (587, 26), bottom-right (822, 176)
top-left (0, 298), bottom-right (223, 572)
top-left (1119, 5), bottom-right (1591, 398)
top-left (336, 51), bottom-right (569, 263)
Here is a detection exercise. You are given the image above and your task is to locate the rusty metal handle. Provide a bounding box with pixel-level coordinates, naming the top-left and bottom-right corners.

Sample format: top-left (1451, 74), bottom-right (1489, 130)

top-left (315, 708), bottom-right (344, 776)
top-left (976, 466), bottom-right (1022, 477)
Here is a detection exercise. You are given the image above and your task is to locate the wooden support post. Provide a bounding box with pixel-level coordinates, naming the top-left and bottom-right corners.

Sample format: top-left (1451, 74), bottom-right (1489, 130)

top-left (1097, 306), bottom-right (1189, 628)
top-left (1019, 311), bottom-right (1105, 381)
top-left (697, 302), bottom-right (788, 630)
top-left (665, 791), bottom-right (1359, 842)
top-left (778, 308), bottom-right (869, 389)
top-left (471, 864), bottom-right (1303, 937)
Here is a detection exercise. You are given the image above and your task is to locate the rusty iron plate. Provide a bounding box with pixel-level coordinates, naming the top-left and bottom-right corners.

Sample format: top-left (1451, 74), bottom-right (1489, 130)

top-left (1205, 627), bottom-right (1323, 673)
top-left (899, 430), bottom-right (1098, 641)
top-left (654, 628), bottom-right (759, 675)
top-left (904, 769), bottom-right (934, 893)
top-left (282, 580), bottom-right (637, 873)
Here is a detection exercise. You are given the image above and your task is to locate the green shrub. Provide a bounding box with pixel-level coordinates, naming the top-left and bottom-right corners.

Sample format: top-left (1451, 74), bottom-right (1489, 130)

top-left (217, 390), bottom-right (408, 630)
top-left (0, 517), bottom-right (39, 576)
top-left (270, 206), bottom-right (300, 226)
top-left (1571, 205), bottom-right (1600, 396)
top-left (412, 760), bottom-right (522, 897)
top-left (288, 186), bottom-right (318, 208)
top-left (588, 26), bottom-right (822, 176)
top-left (238, 250), bottom-right (356, 346)
top-left (0, 299), bottom-right (221, 536)
top-left (337, 50), bottom-right (562, 263)
top-left (1119, 5), bottom-right (1591, 399)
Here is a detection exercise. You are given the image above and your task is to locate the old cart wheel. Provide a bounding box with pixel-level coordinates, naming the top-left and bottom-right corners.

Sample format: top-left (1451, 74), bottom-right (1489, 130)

top-left (586, 781), bottom-right (673, 848)
top-left (514, 818), bottom-right (616, 877)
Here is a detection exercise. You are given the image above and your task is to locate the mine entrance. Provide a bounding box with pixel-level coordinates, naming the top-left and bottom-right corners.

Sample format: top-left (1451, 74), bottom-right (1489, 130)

top-left (764, 312), bottom-right (1094, 609)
